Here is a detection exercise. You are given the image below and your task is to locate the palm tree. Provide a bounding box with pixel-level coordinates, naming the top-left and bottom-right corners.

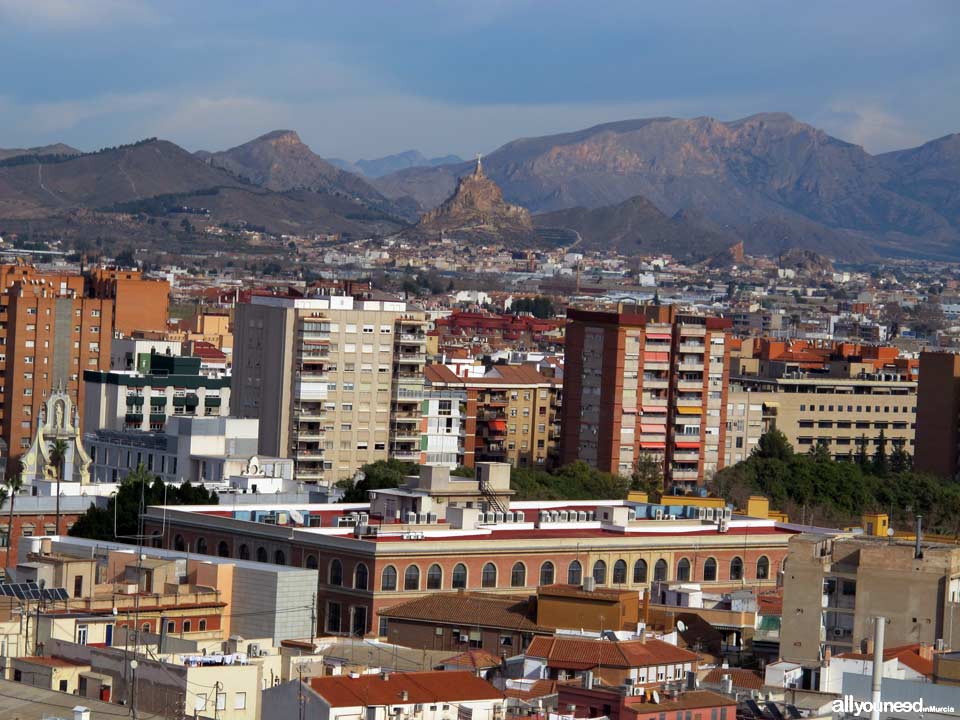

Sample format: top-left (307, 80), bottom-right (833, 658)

top-left (5, 473), bottom-right (22, 552)
top-left (49, 440), bottom-right (68, 535)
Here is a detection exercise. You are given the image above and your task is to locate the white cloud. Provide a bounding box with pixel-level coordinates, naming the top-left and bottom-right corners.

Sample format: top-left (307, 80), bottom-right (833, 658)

top-left (0, 0), bottom-right (158, 30)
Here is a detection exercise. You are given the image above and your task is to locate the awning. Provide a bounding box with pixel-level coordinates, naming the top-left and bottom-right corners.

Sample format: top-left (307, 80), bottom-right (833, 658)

top-left (675, 441), bottom-right (701, 449)
top-left (646, 332), bottom-right (672, 340)
top-left (488, 420), bottom-right (507, 431)
top-left (641, 405), bottom-right (667, 413)
top-left (639, 424), bottom-right (666, 433)
top-left (640, 442), bottom-right (666, 449)
top-left (676, 406), bottom-right (703, 415)
top-left (644, 352), bottom-right (670, 362)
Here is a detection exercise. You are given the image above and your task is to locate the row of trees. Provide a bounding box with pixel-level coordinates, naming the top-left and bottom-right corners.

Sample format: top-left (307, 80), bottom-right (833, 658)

top-left (711, 428), bottom-right (960, 533)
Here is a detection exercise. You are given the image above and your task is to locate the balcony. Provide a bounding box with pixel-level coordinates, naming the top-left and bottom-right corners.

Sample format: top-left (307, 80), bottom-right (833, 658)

top-left (293, 448), bottom-right (325, 460)
top-left (677, 361), bottom-right (705, 371)
top-left (397, 332), bottom-right (427, 343)
top-left (295, 411), bottom-right (325, 422)
top-left (675, 397), bottom-right (703, 408)
top-left (483, 396), bottom-right (509, 407)
top-left (678, 343), bottom-right (706, 353)
top-left (478, 410), bottom-right (507, 421)
top-left (670, 469), bottom-right (700, 480)
top-left (295, 430), bottom-right (325, 441)
top-left (642, 378), bottom-right (669, 389)
top-left (393, 387), bottom-right (424, 401)
top-left (390, 428), bottom-right (422, 442)
top-left (673, 450), bottom-right (700, 462)
top-left (396, 352), bottom-right (426, 364)
top-left (391, 450), bottom-right (421, 462)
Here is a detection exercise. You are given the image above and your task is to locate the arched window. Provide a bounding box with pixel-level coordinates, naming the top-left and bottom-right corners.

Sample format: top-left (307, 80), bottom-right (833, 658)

top-left (677, 558), bottom-right (691, 582)
top-left (756, 556), bottom-right (770, 580)
top-left (305, 555), bottom-right (318, 569)
top-left (174, 534), bottom-right (185, 552)
top-left (274, 550), bottom-right (286, 566)
top-left (183, 620), bottom-right (191, 633)
top-left (653, 559), bottom-right (668, 582)
top-left (452, 563), bottom-right (467, 589)
top-left (592, 560), bottom-right (607, 585)
top-left (217, 541), bottom-right (230, 558)
top-left (511, 562), bottom-right (526, 587)
top-left (382, 565), bottom-right (397, 591)
top-left (703, 557), bottom-right (717, 582)
top-left (482, 563), bottom-right (497, 588)
top-left (354, 563), bottom-right (369, 590)
top-left (329, 559), bottom-right (343, 586)
top-left (633, 559), bottom-right (648, 584)
top-left (427, 564), bottom-right (443, 590)
top-left (256, 547), bottom-right (268, 563)
top-left (612, 560), bottom-right (627, 584)
top-left (404, 565), bottom-right (420, 591)
top-left (195, 538), bottom-right (207, 555)
top-left (198, 619), bottom-right (207, 632)
top-left (568, 560), bottom-right (582, 585)
top-left (239, 544), bottom-right (250, 561)
top-left (730, 557), bottom-right (744, 581)
top-left (539, 561), bottom-right (555, 586)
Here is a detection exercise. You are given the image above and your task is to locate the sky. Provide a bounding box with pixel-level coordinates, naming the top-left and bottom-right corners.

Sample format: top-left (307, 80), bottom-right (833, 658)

top-left (0, 0), bottom-right (957, 161)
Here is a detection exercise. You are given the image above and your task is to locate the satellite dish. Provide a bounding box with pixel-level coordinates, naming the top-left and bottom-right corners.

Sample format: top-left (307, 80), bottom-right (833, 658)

top-left (676, 620), bottom-right (687, 632)
top-left (290, 510), bottom-right (305, 525)
top-left (652, 691), bottom-right (660, 704)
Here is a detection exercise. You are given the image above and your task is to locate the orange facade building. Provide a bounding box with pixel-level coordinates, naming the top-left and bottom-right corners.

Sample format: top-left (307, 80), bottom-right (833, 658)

top-left (0, 264), bottom-right (169, 467)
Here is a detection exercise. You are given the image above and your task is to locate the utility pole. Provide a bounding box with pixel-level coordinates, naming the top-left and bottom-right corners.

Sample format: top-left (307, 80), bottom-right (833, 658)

top-left (311, 593), bottom-right (317, 643)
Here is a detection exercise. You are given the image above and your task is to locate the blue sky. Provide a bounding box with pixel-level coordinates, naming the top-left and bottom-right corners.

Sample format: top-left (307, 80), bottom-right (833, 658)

top-left (0, 0), bottom-right (957, 160)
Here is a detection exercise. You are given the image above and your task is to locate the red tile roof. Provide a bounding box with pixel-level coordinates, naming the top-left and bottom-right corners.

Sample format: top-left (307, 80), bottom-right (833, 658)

top-left (503, 679), bottom-right (558, 701)
top-left (309, 671), bottom-right (503, 707)
top-left (525, 637), bottom-right (697, 670)
top-left (703, 668), bottom-right (764, 690)
top-left (835, 644), bottom-right (934, 678)
top-left (379, 592), bottom-right (548, 632)
top-left (439, 649), bottom-right (503, 670)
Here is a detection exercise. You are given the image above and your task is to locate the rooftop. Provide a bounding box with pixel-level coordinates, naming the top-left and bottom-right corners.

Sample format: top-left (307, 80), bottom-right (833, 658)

top-left (380, 592), bottom-right (547, 633)
top-left (526, 637), bottom-right (697, 670)
top-left (308, 670), bottom-right (503, 707)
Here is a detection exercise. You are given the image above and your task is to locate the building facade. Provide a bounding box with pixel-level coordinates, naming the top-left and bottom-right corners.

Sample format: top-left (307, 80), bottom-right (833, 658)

top-left (231, 293), bottom-right (427, 486)
top-left (424, 365), bottom-right (561, 468)
top-left (0, 264), bottom-right (169, 468)
top-left (915, 351), bottom-right (960, 478)
top-left (562, 305), bottom-right (732, 487)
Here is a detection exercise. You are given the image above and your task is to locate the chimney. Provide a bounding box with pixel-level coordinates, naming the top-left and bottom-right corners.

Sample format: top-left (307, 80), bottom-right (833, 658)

top-left (870, 617), bottom-right (885, 720)
top-left (381, 671), bottom-right (390, 681)
top-left (73, 707), bottom-right (91, 720)
top-left (915, 515), bottom-right (923, 559)
top-left (400, 690), bottom-right (409, 702)
top-left (720, 675), bottom-right (733, 696)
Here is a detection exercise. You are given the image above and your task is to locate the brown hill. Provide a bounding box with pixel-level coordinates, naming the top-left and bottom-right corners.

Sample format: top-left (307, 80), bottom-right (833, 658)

top-left (0, 143), bottom-right (81, 161)
top-left (409, 157), bottom-right (533, 243)
top-left (374, 113), bottom-right (960, 259)
top-left (534, 195), bottom-right (737, 260)
top-left (205, 130), bottom-right (415, 220)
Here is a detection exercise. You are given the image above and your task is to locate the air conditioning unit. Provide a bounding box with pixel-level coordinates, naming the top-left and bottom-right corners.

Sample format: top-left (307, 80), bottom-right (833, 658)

top-left (427, 513), bottom-right (438, 524)
top-left (248, 643), bottom-right (261, 656)
top-left (460, 634), bottom-right (469, 643)
top-left (515, 511), bottom-right (525, 523)
top-left (654, 509), bottom-right (663, 520)
top-left (494, 512), bottom-right (504, 524)
top-left (406, 512), bottom-right (418, 524)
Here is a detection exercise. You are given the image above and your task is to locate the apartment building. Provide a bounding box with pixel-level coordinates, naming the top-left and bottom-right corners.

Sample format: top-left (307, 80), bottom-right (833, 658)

top-left (83, 353), bottom-right (231, 434)
top-left (780, 531), bottom-right (960, 669)
top-left (731, 340), bottom-right (917, 460)
top-left (420, 388), bottom-right (468, 467)
top-left (424, 364), bottom-right (561, 468)
top-left (915, 351), bottom-right (960, 478)
top-left (723, 390), bottom-right (765, 467)
top-left (0, 264), bottom-right (169, 468)
top-left (231, 292), bottom-right (427, 486)
top-left (561, 304), bottom-right (732, 487)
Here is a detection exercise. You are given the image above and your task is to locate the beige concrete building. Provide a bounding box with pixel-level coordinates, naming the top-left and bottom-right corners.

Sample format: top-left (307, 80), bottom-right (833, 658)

top-left (723, 390), bottom-right (766, 466)
top-left (232, 293), bottom-right (427, 486)
top-left (780, 533), bottom-right (960, 668)
top-left (730, 376), bottom-right (916, 460)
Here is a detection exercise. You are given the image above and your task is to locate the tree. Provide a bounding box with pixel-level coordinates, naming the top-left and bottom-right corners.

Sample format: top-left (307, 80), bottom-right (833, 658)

top-left (337, 460), bottom-right (417, 503)
top-left (115, 247), bottom-right (136, 268)
top-left (631, 452), bottom-right (664, 499)
top-left (5, 473), bottom-right (23, 550)
top-left (872, 429), bottom-right (889, 477)
top-left (69, 465), bottom-right (218, 542)
top-left (855, 434), bottom-right (870, 469)
top-left (890, 440), bottom-right (912, 474)
top-left (49, 439), bottom-right (68, 534)
top-left (808, 439), bottom-right (831, 463)
top-left (753, 428), bottom-right (793, 461)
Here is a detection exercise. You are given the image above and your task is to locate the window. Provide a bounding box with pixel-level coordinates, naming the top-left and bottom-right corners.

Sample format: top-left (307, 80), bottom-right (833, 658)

top-left (654, 559), bottom-right (668, 582)
top-left (568, 560), bottom-right (582, 585)
top-left (354, 563), bottom-right (369, 590)
top-left (481, 562), bottom-right (497, 588)
top-left (404, 565), bottom-right (420, 591)
top-left (234, 693), bottom-right (247, 710)
top-left (217, 541), bottom-right (230, 558)
top-left (195, 694), bottom-right (207, 713)
top-left (539, 561), bottom-right (555, 586)
top-left (239, 544), bottom-right (250, 561)
top-left (730, 557), bottom-right (744, 581)
top-left (427, 564), bottom-right (442, 590)
top-left (511, 562), bottom-right (526, 587)
top-left (327, 601), bottom-right (342, 633)
top-left (452, 563), bottom-right (467, 589)
top-left (330, 559), bottom-right (343, 586)
top-left (612, 559), bottom-right (627, 584)
top-left (77, 624), bottom-right (88, 645)
top-left (167, 621), bottom-right (175, 633)
top-left (196, 538), bottom-right (208, 554)
top-left (256, 547), bottom-right (268, 563)
top-left (633, 559), bottom-right (648, 584)
top-left (382, 565), bottom-right (397, 591)
top-left (677, 558), bottom-right (691, 582)
top-left (703, 558), bottom-right (717, 582)
top-left (756, 556), bottom-right (770, 580)
top-left (274, 550), bottom-right (286, 565)
top-left (198, 619), bottom-right (207, 632)
top-left (183, 620), bottom-right (192, 633)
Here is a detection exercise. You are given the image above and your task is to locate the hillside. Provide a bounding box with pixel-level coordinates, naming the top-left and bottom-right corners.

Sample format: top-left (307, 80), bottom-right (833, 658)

top-left (534, 195), bottom-right (738, 260)
top-left (0, 143), bottom-right (81, 161)
top-left (374, 113), bottom-right (960, 259)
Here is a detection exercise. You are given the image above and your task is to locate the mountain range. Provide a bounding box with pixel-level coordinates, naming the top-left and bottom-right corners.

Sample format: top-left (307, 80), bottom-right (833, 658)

top-left (0, 112), bottom-right (957, 259)
top-left (328, 150), bottom-right (463, 178)
top-left (373, 113), bottom-right (960, 260)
